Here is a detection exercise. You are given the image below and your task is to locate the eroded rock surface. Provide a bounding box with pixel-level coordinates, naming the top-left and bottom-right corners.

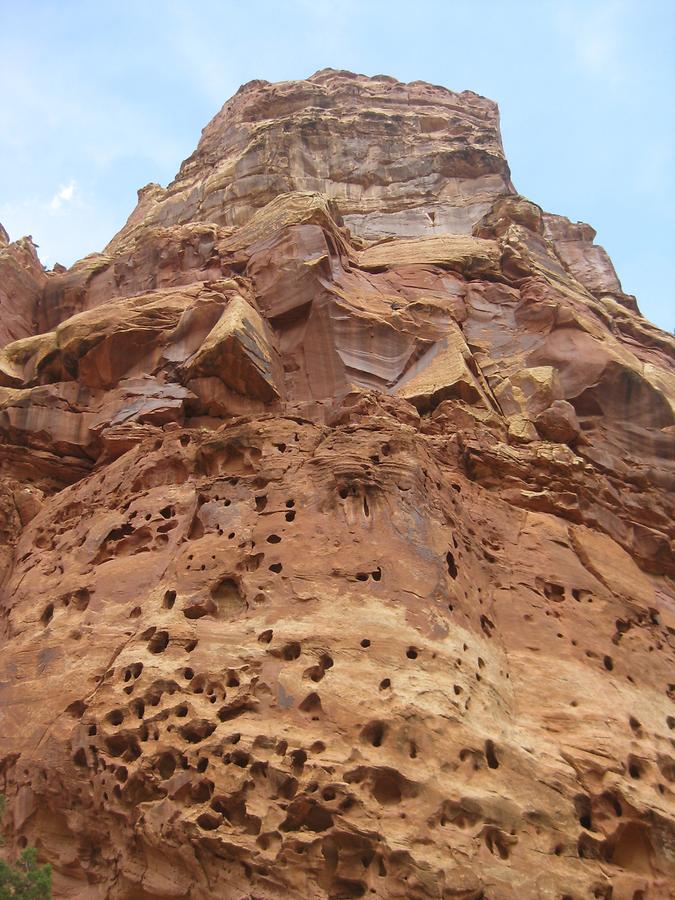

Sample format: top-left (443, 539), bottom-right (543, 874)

top-left (0, 70), bottom-right (673, 900)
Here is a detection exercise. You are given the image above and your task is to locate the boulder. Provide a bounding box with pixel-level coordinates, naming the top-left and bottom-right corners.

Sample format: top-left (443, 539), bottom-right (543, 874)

top-left (535, 399), bottom-right (581, 443)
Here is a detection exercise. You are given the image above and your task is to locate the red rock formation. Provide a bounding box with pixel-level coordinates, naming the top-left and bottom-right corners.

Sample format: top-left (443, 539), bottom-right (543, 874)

top-left (0, 232), bottom-right (46, 346)
top-left (0, 70), bottom-right (673, 899)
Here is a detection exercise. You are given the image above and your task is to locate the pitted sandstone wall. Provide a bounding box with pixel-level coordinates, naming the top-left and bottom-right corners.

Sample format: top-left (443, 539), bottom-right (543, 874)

top-left (0, 70), bottom-right (673, 900)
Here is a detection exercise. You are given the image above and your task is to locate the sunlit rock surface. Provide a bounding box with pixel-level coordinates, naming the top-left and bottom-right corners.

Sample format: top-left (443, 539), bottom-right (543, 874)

top-left (0, 70), bottom-right (673, 900)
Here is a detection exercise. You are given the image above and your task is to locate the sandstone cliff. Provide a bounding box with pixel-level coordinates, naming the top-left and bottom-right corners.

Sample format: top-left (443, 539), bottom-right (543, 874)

top-left (0, 69), bottom-right (673, 900)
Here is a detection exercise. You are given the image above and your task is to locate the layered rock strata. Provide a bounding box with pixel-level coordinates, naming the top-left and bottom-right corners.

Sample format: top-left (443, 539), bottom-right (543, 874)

top-left (0, 70), bottom-right (673, 900)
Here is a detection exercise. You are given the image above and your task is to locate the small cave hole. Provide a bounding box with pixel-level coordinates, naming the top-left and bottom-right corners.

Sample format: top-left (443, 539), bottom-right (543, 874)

top-left (282, 641), bottom-right (301, 661)
top-left (72, 748), bottom-right (87, 767)
top-left (574, 794), bottom-right (593, 831)
top-left (148, 630), bottom-right (169, 654)
top-left (158, 753), bottom-right (176, 779)
top-left (299, 692), bottom-right (322, 715)
top-left (290, 748), bottom-right (307, 768)
top-left (180, 719), bottom-right (216, 743)
top-left (361, 721), bottom-right (386, 747)
top-left (197, 812), bottom-right (221, 831)
top-left (480, 615), bottom-right (494, 637)
top-left (485, 740), bottom-right (499, 769)
top-left (603, 791), bottom-right (623, 817)
top-left (628, 757), bottom-right (644, 779)
top-left (66, 700), bottom-right (86, 718)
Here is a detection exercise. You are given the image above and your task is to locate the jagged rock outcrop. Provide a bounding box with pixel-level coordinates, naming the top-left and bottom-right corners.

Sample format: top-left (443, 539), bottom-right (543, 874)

top-left (0, 70), bottom-right (673, 900)
top-left (109, 70), bottom-right (512, 248)
top-left (0, 234), bottom-right (46, 346)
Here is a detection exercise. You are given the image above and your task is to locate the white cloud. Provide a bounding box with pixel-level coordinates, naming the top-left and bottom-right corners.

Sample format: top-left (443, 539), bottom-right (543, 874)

top-left (553, 0), bottom-right (631, 85)
top-left (49, 180), bottom-right (77, 212)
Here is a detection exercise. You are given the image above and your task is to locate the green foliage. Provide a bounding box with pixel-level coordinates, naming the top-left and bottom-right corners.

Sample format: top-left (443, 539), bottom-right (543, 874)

top-left (0, 849), bottom-right (52, 899)
top-left (0, 796), bottom-right (52, 899)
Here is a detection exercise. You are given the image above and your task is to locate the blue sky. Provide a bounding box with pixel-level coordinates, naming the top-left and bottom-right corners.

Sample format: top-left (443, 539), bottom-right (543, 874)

top-left (1, 0), bottom-right (673, 330)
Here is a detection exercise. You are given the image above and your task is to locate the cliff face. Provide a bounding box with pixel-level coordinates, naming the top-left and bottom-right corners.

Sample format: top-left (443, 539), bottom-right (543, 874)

top-left (109, 70), bottom-right (512, 246)
top-left (0, 70), bottom-right (673, 900)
